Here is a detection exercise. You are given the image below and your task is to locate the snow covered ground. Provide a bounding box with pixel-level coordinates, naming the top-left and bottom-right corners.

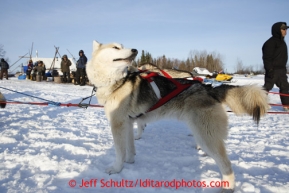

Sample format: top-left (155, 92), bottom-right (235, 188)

top-left (0, 75), bottom-right (288, 193)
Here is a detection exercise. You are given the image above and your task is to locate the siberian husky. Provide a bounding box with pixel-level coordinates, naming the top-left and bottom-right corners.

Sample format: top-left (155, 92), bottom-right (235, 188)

top-left (86, 41), bottom-right (269, 192)
top-left (0, 92), bottom-right (6, 108)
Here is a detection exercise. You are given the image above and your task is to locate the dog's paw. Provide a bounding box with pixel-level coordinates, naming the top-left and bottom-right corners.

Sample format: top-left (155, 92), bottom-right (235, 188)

top-left (134, 135), bottom-right (141, 140)
top-left (195, 144), bottom-right (201, 150)
top-left (196, 146), bottom-right (208, 157)
top-left (0, 103), bottom-right (6, 108)
top-left (219, 188), bottom-right (234, 193)
top-left (125, 156), bottom-right (135, 164)
top-left (105, 165), bottom-right (123, 175)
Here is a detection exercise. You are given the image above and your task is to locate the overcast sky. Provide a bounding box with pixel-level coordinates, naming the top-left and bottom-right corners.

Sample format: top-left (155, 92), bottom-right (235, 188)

top-left (1, 0), bottom-right (288, 73)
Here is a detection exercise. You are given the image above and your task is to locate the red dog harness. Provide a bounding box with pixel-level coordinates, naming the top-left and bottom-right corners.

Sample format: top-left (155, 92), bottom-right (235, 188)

top-left (140, 70), bottom-right (202, 113)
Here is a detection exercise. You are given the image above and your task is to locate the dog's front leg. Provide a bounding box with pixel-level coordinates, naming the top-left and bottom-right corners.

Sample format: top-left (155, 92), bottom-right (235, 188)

top-left (105, 120), bottom-right (127, 174)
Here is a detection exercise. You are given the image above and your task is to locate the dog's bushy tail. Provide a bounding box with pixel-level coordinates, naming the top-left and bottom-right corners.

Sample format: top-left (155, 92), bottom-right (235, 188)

top-left (0, 92), bottom-right (6, 109)
top-left (216, 85), bottom-right (269, 124)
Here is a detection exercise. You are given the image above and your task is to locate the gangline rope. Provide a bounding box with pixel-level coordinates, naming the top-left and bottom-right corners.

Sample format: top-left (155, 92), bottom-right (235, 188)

top-left (1, 87), bottom-right (289, 114)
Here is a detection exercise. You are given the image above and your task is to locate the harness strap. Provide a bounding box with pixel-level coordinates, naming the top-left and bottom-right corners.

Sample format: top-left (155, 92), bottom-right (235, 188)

top-left (159, 69), bottom-right (172, 78)
top-left (140, 71), bottom-right (193, 113)
top-left (146, 82), bottom-right (192, 113)
top-left (141, 72), bottom-right (161, 99)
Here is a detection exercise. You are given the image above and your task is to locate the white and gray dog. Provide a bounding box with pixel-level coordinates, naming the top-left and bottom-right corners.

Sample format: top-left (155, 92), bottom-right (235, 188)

top-left (86, 41), bottom-right (269, 192)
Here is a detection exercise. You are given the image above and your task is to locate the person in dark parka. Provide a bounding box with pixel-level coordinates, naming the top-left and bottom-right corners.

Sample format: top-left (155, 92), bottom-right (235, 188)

top-left (26, 59), bottom-right (34, 80)
top-left (75, 50), bottom-right (87, 86)
top-left (0, 58), bottom-right (9, 80)
top-left (262, 22), bottom-right (289, 111)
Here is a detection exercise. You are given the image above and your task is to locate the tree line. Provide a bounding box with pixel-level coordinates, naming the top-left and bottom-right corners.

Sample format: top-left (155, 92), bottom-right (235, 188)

top-left (135, 50), bottom-right (225, 73)
top-left (0, 44), bottom-right (7, 61)
top-left (135, 50), bottom-right (266, 74)
top-left (234, 58), bottom-right (265, 74)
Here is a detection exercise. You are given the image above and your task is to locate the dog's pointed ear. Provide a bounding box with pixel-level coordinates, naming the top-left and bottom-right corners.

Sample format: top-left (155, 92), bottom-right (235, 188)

top-left (93, 41), bottom-right (101, 52)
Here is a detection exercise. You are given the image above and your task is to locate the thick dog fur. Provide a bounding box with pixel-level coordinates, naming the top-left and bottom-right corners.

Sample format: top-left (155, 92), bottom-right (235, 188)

top-left (0, 92), bottom-right (6, 108)
top-left (86, 41), bottom-right (269, 192)
top-left (134, 63), bottom-right (194, 139)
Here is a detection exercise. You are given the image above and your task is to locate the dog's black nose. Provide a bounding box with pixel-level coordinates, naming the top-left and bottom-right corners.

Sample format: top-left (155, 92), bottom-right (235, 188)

top-left (131, 49), bottom-right (138, 53)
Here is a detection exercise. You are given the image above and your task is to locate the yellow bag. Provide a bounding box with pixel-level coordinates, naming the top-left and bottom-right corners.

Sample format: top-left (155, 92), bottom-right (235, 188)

top-left (215, 74), bottom-right (233, 81)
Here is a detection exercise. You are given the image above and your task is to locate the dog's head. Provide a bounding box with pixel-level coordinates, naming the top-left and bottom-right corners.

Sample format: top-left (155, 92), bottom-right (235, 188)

top-left (92, 41), bottom-right (138, 66)
top-left (87, 41), bottom-right (138, 87)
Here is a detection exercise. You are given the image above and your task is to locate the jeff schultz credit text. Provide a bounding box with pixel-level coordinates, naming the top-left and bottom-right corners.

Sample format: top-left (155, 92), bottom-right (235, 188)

top-left (68, 178), bottom-right (230, 189)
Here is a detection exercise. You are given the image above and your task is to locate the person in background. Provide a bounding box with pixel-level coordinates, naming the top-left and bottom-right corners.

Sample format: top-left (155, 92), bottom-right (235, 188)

top-left (26, 59), bottom-right (33, 79)
top-left (0, 58), bottom-right (10, 80)
top-left (32, 61), bottom-right (45, 80)
top-left (75, 50), bottom-right (87, 86)
top-left (262, 22), bottom-right (289, 111)
top-left (60, 55), bottom-right (72, 83)
top-left (41, 61), bottom-right (46, 80)
top-left (30, 60), bottom-right (40, 80)
top-left (34, 60), bottom-right (39, 67)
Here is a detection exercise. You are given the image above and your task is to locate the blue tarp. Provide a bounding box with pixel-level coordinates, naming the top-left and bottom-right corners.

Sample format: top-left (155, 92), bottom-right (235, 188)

top-left (23, 66), bottom-right (28, 73)
top-left (46, 72), bottom-right (52, 77)
top-left (18, 75), bottom-right (26, 80)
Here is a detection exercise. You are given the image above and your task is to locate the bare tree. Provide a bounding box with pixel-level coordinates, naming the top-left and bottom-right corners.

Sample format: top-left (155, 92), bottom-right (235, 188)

top-left (187, 50), bottom-right (224, 72)
top-left (0, 44), bottom-right (6, 58)
top-left (235, 58), bottom-right (244, 73)
top-left (256, 63), bottom-right (265, 74)
top-left (235, 59), bottom-right (262, 74)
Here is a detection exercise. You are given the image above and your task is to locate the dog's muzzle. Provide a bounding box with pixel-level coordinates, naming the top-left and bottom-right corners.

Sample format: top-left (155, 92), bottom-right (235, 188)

top-left (113, 49), bottom-right (138, 62)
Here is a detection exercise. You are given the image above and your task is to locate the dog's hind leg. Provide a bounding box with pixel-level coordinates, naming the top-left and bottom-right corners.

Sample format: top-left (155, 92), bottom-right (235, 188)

top-left (134, 120), bottom-right (146, 140)
top-left (202, 139), bottom-right (235, 192)
top-left (187, 105), bottom-right (235, 191)
top-left (126, 119), bottom-right (136, 162)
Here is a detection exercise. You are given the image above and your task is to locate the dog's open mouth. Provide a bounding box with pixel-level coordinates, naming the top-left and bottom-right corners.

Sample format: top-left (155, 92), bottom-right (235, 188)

top-left (113, 51), bottom-right (138, 62)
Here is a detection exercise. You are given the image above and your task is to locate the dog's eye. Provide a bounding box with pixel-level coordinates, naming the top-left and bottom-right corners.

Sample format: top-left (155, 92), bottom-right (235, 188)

top-left (113, 46), bottom-right (120, 50)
